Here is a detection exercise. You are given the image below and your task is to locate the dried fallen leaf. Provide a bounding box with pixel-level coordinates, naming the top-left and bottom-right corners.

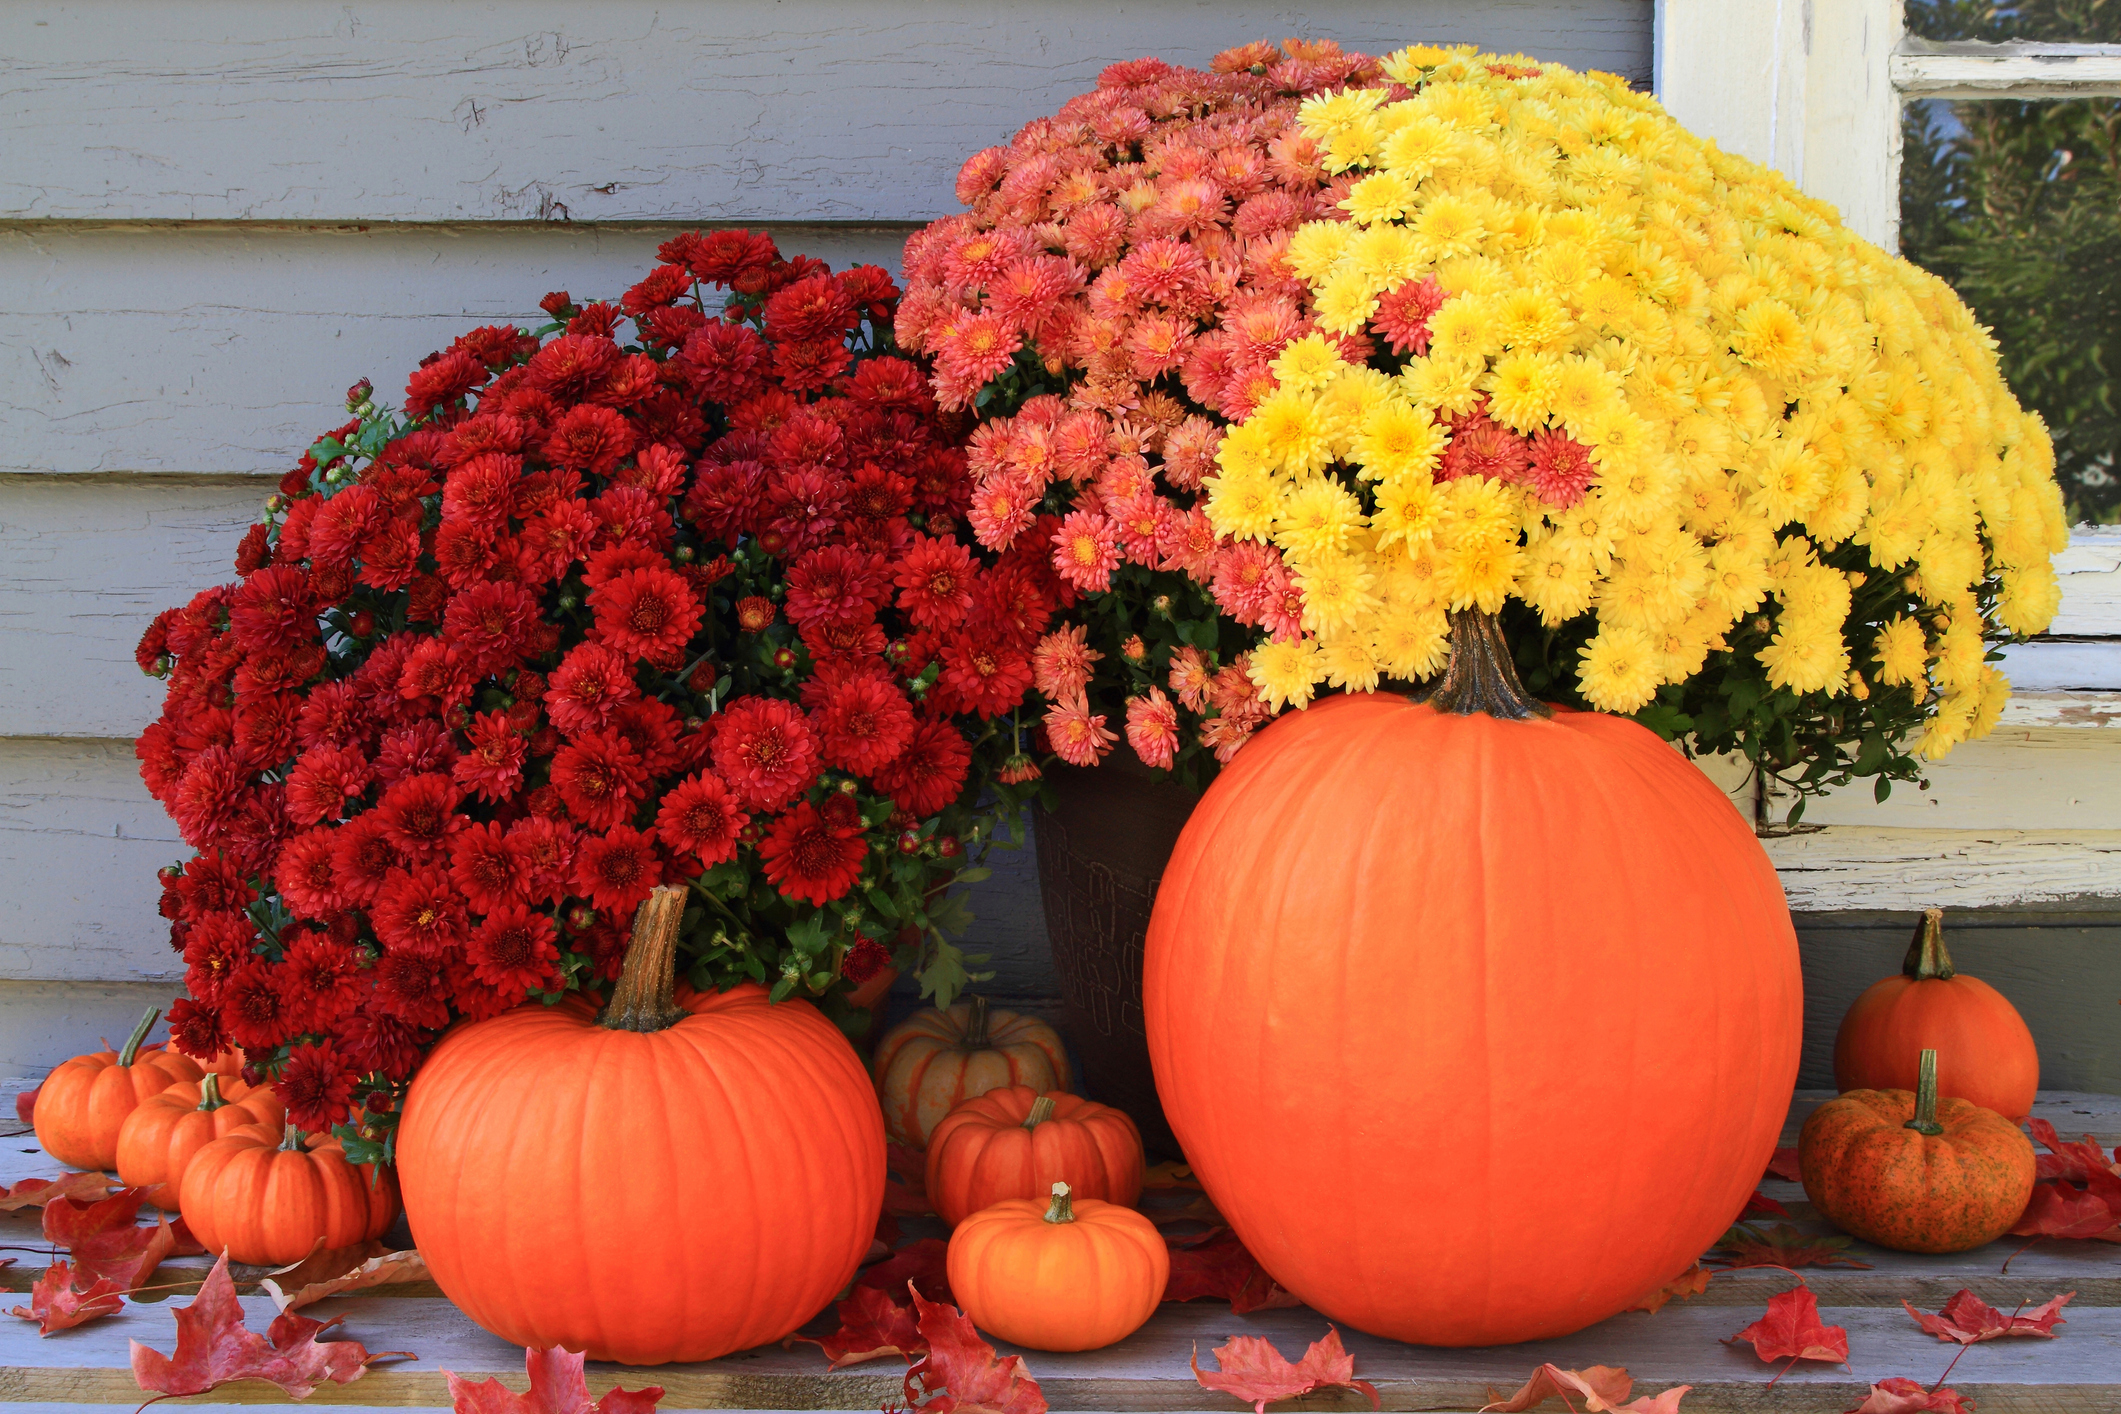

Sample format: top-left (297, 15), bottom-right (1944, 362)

top-left (1765, 1147), bottom-right (1804, 1182)
top-left (2029, 1119), bottom-right (2120, 1184)
top-left (9, 1259), bottom-right (126, 1335)
top-left (1191, 1326), bottom-right (1379, 1414)
top-left (1626, 1264), bottom-right (1712, 1315)
top-left (1479, 1363), bottom-right (1689, 1413)
top-left (263, 1247), bottom-right (429, 1312)
top-left (43, 1188), bottom-right (177, 1290)
top-left (1845, 1377), bottom-right (1975, 1413)
top-left (1724, 1286), bottom-right (1849, 1366)
top-left (857, 1238), bottom-right (952, 1305)
top-left (446, 1344), bottom-right (663, 1414)
top-left (2009, 1180), bottom-right (2121, 1242)
top-left (1904, 1289), bottom-right (2073, 1343)
top-left (0, 1172), bottom-right (115, 1211)
top-left (1162, 1228), bottom-right (1303, 1314)
top-left (1710, 1223), bottom-right (1873, 1269)
top-left (903, 1285), bottom-right (1046, 1414)
top-left (788, 1284), bottom-right (927, 1369)
top-left (1741, 1189), bottom-right (1792, 1219)
top-left (130, 1252), bottom-right (405, 1403)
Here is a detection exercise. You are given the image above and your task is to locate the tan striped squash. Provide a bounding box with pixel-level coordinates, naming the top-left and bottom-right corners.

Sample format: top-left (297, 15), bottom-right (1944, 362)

top-left (873, 996), bottom-right (1070, 1149)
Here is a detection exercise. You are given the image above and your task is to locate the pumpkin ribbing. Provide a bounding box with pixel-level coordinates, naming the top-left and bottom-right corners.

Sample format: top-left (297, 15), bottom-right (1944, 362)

top-left (948, 1182), bottom-right (1168, 1352)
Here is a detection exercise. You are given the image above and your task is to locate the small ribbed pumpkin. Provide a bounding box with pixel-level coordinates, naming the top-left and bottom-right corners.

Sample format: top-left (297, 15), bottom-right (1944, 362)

top-left (34, 1008), bottom-right (205, 1170)
top-left (873, 996), bottom-right (1071, 1148)
top-left (926, 1087), bottom-right (1144, 1226)
top-left (397, 887), bottom-right (885, 1365)
top-left (1801, 1048), bottom-right (2035, 1253)
top-left (948, 1181), bottom-right (1168, 1352)
top-left (179, 1121), bottom-right (400, 1265)
top-left (117, 1072), bottom-right (287, 1210)
top-left (1834, 909), bottom-right (2039, 1119)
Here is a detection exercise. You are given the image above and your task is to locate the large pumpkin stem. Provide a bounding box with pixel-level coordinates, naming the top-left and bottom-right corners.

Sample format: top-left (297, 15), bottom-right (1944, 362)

top-left (279, 1121), bottom-right (307, 1153)
top-left (1022, 1095), bottom-right (1058, 1129)
top-left (1423, 611), bottom-right (1549, 721)
top-left (118, 1006), bottom-right (160, 1067)
top-left (961, 994), bottom-right (993, 1050)
top-left (196, 1073), bottom-right (227, 1112)
top-left (1904, 1049), bottom-right (1945, 1137)
top-left (1043, 1180), bottom-right (1076, 1225)
top-left (600, 885), bottom-right (688, 1033)
top-left (1901, 908), bottom-right (1956, 981)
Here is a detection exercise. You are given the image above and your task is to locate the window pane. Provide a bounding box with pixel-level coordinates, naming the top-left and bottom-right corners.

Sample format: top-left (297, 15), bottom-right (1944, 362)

top-left (1901, 97), bottom-right (2121, 522)
top-left (1906, 0), bottom-right (2121, 44)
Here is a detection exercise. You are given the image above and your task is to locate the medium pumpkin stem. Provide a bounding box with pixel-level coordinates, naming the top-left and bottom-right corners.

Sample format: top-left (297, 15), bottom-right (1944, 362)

top-left (1022, 1095), bottom-right (1058, 1129)
top-left (1043, 1180), bottom-right (1076, 1224)
top-left (1904, 1049), bottom-right (1945, 1137)
top-left (1901, 908), bottom-right (1956, 981)
top-left (197, 1073), bottom-right (226, 1112)
top-left (962, 994), bottom-right (993, 1050)
top-left (119, 1006), bottom-right (160, 1067)
top-left (1423, 611), bottom-right (1549, 721)
top-left (279, 1121), bottom-right (307, 1153)
top-left (600, 885), bottom-right (688, 1034)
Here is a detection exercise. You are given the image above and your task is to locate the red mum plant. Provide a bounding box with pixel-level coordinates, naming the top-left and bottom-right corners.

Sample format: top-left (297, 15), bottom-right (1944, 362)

top-left (897, 39), bottom-right (1387, 785)
top-left (136, 232), bottom-right (1055, 1166)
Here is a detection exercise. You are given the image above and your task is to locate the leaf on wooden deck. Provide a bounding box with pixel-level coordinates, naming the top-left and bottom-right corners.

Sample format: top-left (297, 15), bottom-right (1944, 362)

top-left (9, 1258), bottom-right (126, 1335)
top-left (1191, 1327), bottom-right (1379, 1414)
top-left (1626, 1263), bottom-right (1712, 1315)
top-left (0, 1172), bottom-right (115, 1211)
top-left (130, 1252), bottom-right (406, 1403)
top-left (262, 1246), bottom-right (428, 1311)
top-left (903, 1286), bottom-right (1046, 1414)
top-left (2009, 1179), bottom-right (2121, 1242)
top-left (1844, 1376), bottom-right (1975, 1413)
top-left (13, 1086), bottom-right (38, 1125)
top-left (1162, 1228), bottom-right (1302, 1314)
top-left (1723, 1286), bottom-right (1849, 1365)
top-left (1904, 1288), bottom-right (2073, 1343)
top-left (446, 1344), bottom-right (663, 1414)
top-left (1765, 1147), bottom-right (1804, 1182)
top-left (1478, 1363), bottom-right (1689, 1413)
top-left (1741, 1189), bottom-right (1791, 1219)
top-left (787, 1284), bottom-right (927, 1369)
top-left (1710, 1222), bottom-right (1872, 1269)
top-left (2028, 1119), bottom-right (2120, 1184)
top-left (856, 1237), bottom-right (952, 1305)
top-left (43, 1188), bottom-right (177, 1290)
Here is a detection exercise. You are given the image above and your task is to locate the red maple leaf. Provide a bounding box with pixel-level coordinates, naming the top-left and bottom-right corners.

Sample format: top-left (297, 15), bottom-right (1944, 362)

top-left (856, 1238), bottom-right (952, 1304)
top-left (1845, 1377), bottom-right (1975, 1413)
top-left (13, 1085), bottom-right (36, 1125)
top-left (1480, 1363), bottom-right (1690, 1412)
top-left (902, 1286), bottom-right (1046, 1414)
top-left (130, 1252), bottom-right (406, 1404)
top-left (2009, 1180), bottom-right (2121, 1241)
top-left (1625, 1264), bottom-right (1712, 1315)
top-left (1724, 1286), bottom-right (1849, 1379)
top-left (43, 1187), bottom-right (179, 1290)
top-left (9, 1259), bottom-right (126, 1335)
top-left (1162, 1228), bottom-right (1303, 1314)
top-left (1904, 1289), bottom-right (2073, 1343)
top-left (1740, 1189), bottom-right (1791, 1219)
top-left (789, 1285), bottom-right (928, 1369)
top-left (1764, 1147), bottom-right (1804, 1182)
top-left (0, 1172), bottom-right (115, 1212)
top-left (446, 1344), bottom-right (663, 1414)
top-left (1710, 1223), bottom-right (1873, 1269)
top-left (1190, 1327), bottom-right (1379, 1414)
top-left (2029, 1119), bottom-right (2120, 1184)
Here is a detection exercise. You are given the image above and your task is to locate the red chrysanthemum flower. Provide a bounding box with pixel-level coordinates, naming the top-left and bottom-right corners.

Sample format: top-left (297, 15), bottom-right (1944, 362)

top-left (802, 665), bottom-right (917, 775)
top-left (284, 743), bottom-right (371, 827)
top-left (549, 730), bottom-right (650, 831)
top-left (758, 802), bottom-right (866, 906)
top-left (1371, 275), bottom-right (1447, 356)
top-left (575, 824), bottom-right (664, 915)
top-left (373, 946), bottom-right (454, 1029)
top-left (938, 639), bottom-right (1034, 720)
top-left (222, 960), bottom-right (293, 1052)
top-left (370, 867), bottom-right (470, 956)
top-left (226, 565), bottom-right (318, 655)
top-left (588, 564), bottom-right (703, 663)
top-left (276, 1041), bottom-right (359, 1132)
top-left (506, 816), bottom-right (578, 904)
top-left (448, 820), bottom-right (529, 914)
top-left (785, 546), bottom-right (888, 631)
top-left (545, 641), bottom-right (641, 736)
top-left (710, 697), bottom-right (819, 812)
top-left (277, 933), bottom-right (367, 1035)
top-left (1526, 429), bottom-right (1599, 509)
top-left (372, 772), bottom-right (463, 860)
top-left (893, 535), bottom-right (979, 629)
top-left (1439, 411), bottom-right (1533, 483)
top-left (543, 403), bottom-right (638, 477)
top-left (452, 710), bottom-right (527, 805)
top-left (333, 1004), bottom-right (427, 1082)
top-left (870, 718), bottom-right (971, 817)
top-left (763, 273), bottom-right (858, 343)
top-left (405, 348), bottom-right (488, 419)
top-left (653, 771), bottom-right (749, 870)
top-left (839, 935), bottom-right (893, 986)
top-left (467, 903), bottom-right (561, 995)
top-left (165, 997), bottom-right (229, 1062)
top-left (168, 746), bottom-right (253, 851)
top-left (274, 827), bottom-right (346, 919)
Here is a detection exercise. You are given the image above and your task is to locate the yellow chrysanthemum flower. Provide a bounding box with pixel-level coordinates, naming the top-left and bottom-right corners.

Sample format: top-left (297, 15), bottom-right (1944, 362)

top-left (1249, 636), bottom-right (1325, 711)
top-left (1757, 617), bottom-right (1850, 695)
top-left (1870, 615), bottom-right (1928, 687)
top-left (1274, 479), bottom-right (1365, 566)
top-left (1373, 475), bottom-right (1446, 550)
top-left (1203, 464), bottom-right (1280, 541)
top-left (1320, 633), bottom-right (1383, 693)
top-left (1354, 400), bottom-right (1446, 482)
top-left (1248, 388), bottom-right (1335, 476)
top-left (1344, 168), bottom-right (1418, 225)
top-left (1484, 351), bottom-right (1561, 432)
top-left (1372, 602), bottom-right (1451, 679)
top-left (1296, 553), bottom-right (1380, 638)
top-left (1577, 625), bottom-right (1661, 711)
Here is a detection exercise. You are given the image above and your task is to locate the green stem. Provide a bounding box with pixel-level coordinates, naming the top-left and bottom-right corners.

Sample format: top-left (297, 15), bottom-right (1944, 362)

top-left (962, 994), bottom-right (993, 1050)
top-left (118, 1007), bottom-right (160, 1067)
top-left (279, 1122), bottom-right (307, 1153)
top-left (1901, 908), bottom-right (1956, 981)
top-left (1022, 1095), bottom-right (1058, 1130)
top-left (197, 1073), bottom-right (227, 1112)
top-left (1043, 1180), bottom-right (1075, 1225)
top-left (1904, 1049), bottom-right (1946, 1137)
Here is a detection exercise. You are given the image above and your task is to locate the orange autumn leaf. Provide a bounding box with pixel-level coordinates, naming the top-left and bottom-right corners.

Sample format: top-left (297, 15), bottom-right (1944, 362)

top-left (263, 1247), bottom-right (431, 1312)
top-left (43, 1187), bottom-right (178, 1290)
top-left (1724, 1286), bottom-right (1849, 1366)
top-left (902, 1286), bottom-right (1046, 1414)
top-left (788, 1284), bottom-right (927, 1370)
top-left (1765, 1147), bottom-right (1804, 1182)
top-left (1844, 1377), bottom-right (1975, 1413)
top-left (1626, 1264), bottom-right (1712, 1315)
top-left (1162, 1227), bottom-right (1302, 1314)
top-left (2028, 1119), bottom-right (2120, 1184)
top-left (0, 1172), bottom-right (115, 1211)
top-left (856, 1238), bottom-right (952, 1305)
top-left (1904, 1289), bottom-right (2073, 1343)
top-left (10, 1259), bottom-right (126, 1335)
top-left (446, 1345), bottom-right (663, 1414)
top-left (1191, 1326), bottom-right (1378, 1414)
top-left (1480, 1363), bottom-right (1689, 1413)
top-left (2010, 1180), bottom-right (2121, 1241)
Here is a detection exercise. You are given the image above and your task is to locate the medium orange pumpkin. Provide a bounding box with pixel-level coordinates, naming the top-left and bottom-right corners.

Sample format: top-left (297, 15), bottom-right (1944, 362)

top-left (1833, 908), bottom-right (2038, 1119)
top-left (34, 1008), bottom-right (205, 1170)
top-left (397, 886), bottom-right (885, 1365)
top-left (117, 1071), bottom-right (287, 1210)
top-left (1801, 1048), bottom-right (2034, 1253)
top-left (948, 1181), bottom-right (1168, 1352)
top-left (873, 995), bottom-right (1071, 1148)
top-left (1144, 630), bottom-right (1802, 1348)
top-left (179, 1121), bottom-right (400, 1265)
top-left (925, 1086), bottom-right (1144, 1226)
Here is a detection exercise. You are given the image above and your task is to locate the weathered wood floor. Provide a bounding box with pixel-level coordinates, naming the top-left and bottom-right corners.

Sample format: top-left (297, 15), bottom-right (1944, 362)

top-left (3, 1093), bottom-right (2115, 1413)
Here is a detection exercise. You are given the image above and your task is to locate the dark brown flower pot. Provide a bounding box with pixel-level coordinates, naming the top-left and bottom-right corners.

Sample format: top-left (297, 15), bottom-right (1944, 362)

top-left (1032, 753), bottom-right (1200, 1159)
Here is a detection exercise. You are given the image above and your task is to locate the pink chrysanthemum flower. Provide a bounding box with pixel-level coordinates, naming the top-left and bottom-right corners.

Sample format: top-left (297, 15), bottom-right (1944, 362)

top-left (1044, 696), bottom-right (1118, 767)
top-left (1051, 509), bottom-right (1121, 593)
top-left (1032, 624), bottom-right (1104, 700)
top-left (1526, 429), bottom-right (1599, 509)
top-left (1125, 687), bottom-right (1181, 770)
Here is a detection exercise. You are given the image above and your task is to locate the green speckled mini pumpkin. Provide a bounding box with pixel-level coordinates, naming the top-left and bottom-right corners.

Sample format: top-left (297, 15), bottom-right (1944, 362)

top-left (1800, 1049), bottom-right (2034, 1254)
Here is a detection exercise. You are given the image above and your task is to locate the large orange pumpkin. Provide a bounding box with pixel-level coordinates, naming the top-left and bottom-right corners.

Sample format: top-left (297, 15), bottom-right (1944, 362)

top-left (1833, 908), bottom-right (2037, 1119)
top-left (873, 995), bottom-right (1071, 1148)
top-left (117, 1071), bottom-right (287, 1210)
top-left (948, 1181), bottom-right (1168, 1352)
top-left (34, 1008), bottom-right (204, 1170)
top-left (179, 1121), bottom-right (399, 1265)
top-left (397, 886), bottom-right (885, 1365)
top-left (1144, 631), bottom-right (1802, 1347)
top-left (925, 1086), bottom-right (1144, 1226)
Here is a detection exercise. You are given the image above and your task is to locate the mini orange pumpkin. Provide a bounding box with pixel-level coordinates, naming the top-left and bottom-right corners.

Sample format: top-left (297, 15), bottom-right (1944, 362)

top-left (1834, 908), bottom-right (2038, 1119)
top-left (948, 1181), bottom-right (1168, 1352)
top-left (874, 996), bottom-right (1071, 1148)
top-left (1801, 1048), bottom-right (2035, 1254)
top-left (179, 1121), bottom-right (399, 1266)
top-left (34, 1008), bottom-right (205, 1170)
top-left (926, 1087), bottom-right (1144, 1226)
top-left (116, 1072), bottom-right (287, 1210)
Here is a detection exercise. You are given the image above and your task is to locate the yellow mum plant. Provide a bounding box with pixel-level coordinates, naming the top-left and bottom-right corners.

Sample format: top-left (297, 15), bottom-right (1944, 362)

top-left (1206, 44), bottom-right (2070, 811)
